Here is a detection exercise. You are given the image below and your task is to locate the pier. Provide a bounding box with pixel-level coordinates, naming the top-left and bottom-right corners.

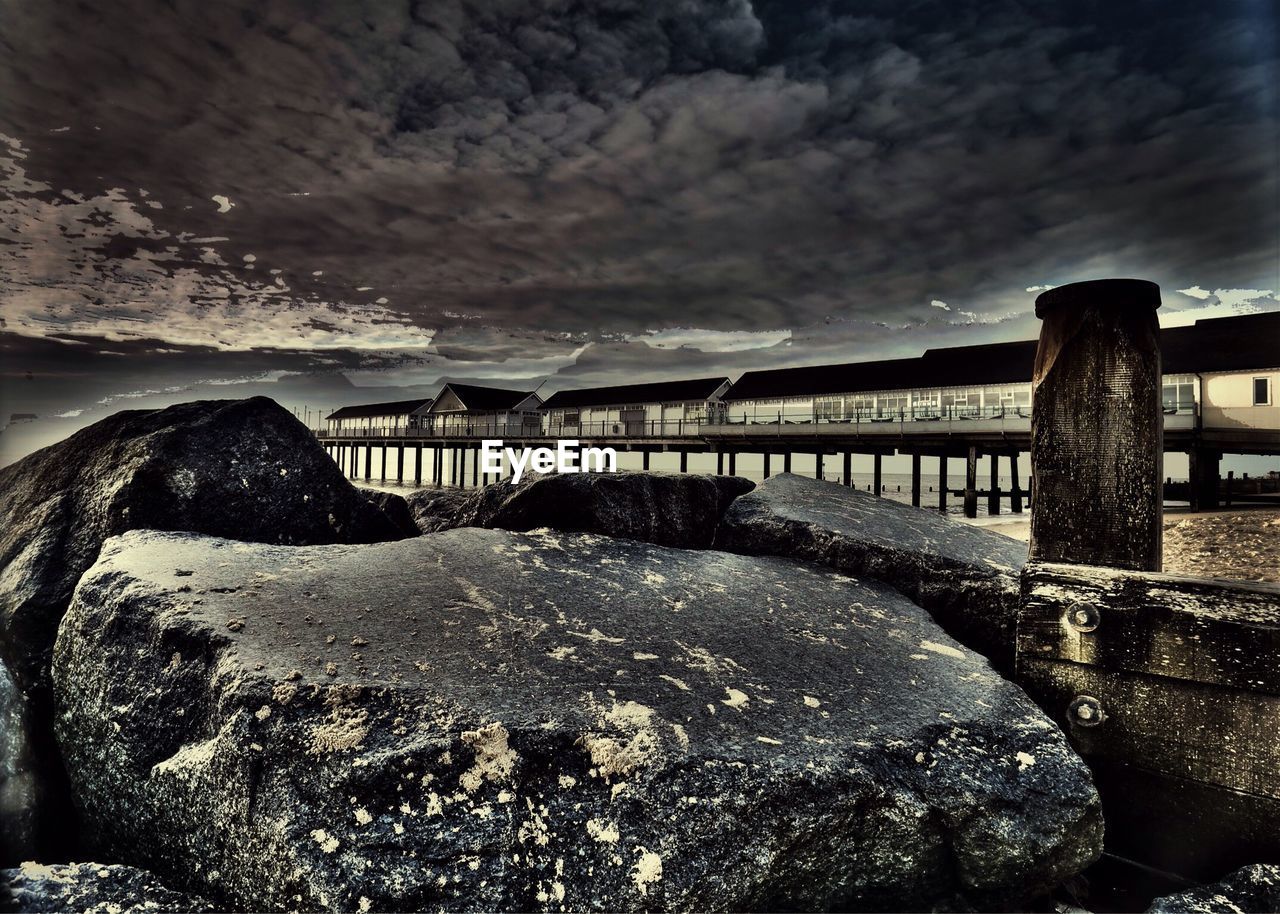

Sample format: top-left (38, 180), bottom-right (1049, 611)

top-left (313, 309), bottom-right (1277, 516)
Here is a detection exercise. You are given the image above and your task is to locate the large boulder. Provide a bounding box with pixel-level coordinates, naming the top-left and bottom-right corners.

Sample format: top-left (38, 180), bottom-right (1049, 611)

top-left (715, 474), bottom-right (1026, 671)
top-left (1146, 865), bottom-right (1280, 914)
top-left (0, 659), bottom-right (36, 865)
top-left (358, 488), bottom-right (421, 538)
top-left (0, 396), bottom-right (408, 695)
top-left (0, 861), bottom-right (216, 913)
top-left (403, 488), bottom-right (474, 533)
top-left (54, 528), bottom-right (1101, 912)
top-left (407, 472), bottom-right (755, 547)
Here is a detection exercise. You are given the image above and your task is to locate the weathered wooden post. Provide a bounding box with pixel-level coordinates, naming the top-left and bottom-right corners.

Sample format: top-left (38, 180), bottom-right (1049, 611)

top-left (910, 454), bottom-right (921, 507)
top-left (842, 451), bottom-right (852, 487)
top-left (873, 454), bottom-right (882, 497)
top-left (763, 452), bottom-right (772, 479)
top-left (1009, 454), bottom-right (1023, 513)
top-left (727, 450), bottom-right (737, 475)
top-left (1029, 279), bottom-right (1163, 571)
top-left (937, 456), bottom-right (948, 513)
top-left (963, 447), bottom-right (978, 518)
top-left (814, 451), bottom-right (823, 481)
top-left (985, 456), bottom-right (998, 515)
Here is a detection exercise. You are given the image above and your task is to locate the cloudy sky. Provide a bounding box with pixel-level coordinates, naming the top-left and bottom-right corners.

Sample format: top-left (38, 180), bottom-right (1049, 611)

top-left (1, 0), bottom-right (1278, 458)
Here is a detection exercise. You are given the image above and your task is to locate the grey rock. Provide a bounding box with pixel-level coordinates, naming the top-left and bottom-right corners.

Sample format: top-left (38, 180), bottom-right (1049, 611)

top-left (716, 474), bottom-right (1027, 671)
top-left (1146, 865), bottom-right (1280, 914)
top-left (0, 861), bottom-right (216, 913)
top-left (0, 396), bottom-right (408, 695)
top-left (359, 488), bottom-right (421, 538)
top-left (0, 658), bottom-right (36, 865)
top-left (54, 528), bottom-right (1100, 912)
top-left (404, 488), bottom-right (474, 533)
top-left (408, 472), bottom-right (755, 548)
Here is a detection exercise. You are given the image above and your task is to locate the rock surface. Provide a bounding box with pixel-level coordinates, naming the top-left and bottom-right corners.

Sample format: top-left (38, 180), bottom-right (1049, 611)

top-left (1146, 865), bottom-right (1280, 914)
top-left (54, 528), bottom-right (1100, 912)
top-left (0, 861), bottom-right (216, 913)
top-left (359, 488), bottom-right (421, 538)
top-left (716, 474), bottom-right (1026, 670)
top-left (407, 471), bottom-right (755, 548)
top-left (403, 488), bottom-right (474, 533)
top-left (0, 658), bottom-right (36, 865)
top-left (0, 396), bottom-right (408, 694)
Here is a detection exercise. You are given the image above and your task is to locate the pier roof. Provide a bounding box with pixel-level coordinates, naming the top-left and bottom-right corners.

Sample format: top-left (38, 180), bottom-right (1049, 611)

top-left (542, 377), bottom-right (730, 410)
top-left (723, 311), bottom-right (1279, 401)
top-left (430, 383), bottom-right (541, 412)
top-left (325, 398), bottom-right (432, 421)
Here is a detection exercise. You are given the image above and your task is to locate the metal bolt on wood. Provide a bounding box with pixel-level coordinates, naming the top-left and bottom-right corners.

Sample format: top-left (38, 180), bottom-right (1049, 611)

top-left (1065, 602), bottom-right (1100, 633)
top-left (1069, 694), bottom-right (1106, 728)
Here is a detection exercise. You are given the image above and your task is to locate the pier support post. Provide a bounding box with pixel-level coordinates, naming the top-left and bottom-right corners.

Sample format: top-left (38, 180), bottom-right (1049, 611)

top-left (814, 451), bottom-right (823, 482)
top-left (911, 454), bottom-right (921, 507)
top-left (938, 456), bottom-right (948, 513)
top-left (716, 450), bottom-right (723, 474)
top-left (873, 454), bottom-right (882, 497)
top-left (380, 446), bottom-right (386, 483)
top-left (963, 447), bottom-right (978, 518)
top-left (414, 446), bottom-right (422, 487)
top-left (843, 452), bottom-right (852, 487)
top-left (364, 444), bottom-right (372, 481)
top-left (1010, 453), bottom-right (1023, 513)
top-left (1189, 448), bottom-right (1221, 512)
top-left (728, 450), bottom-right (737, 476)
top-left (643, 450), bottom-right (651, 472)
top-left (987, 455), bottom-right (1000, 515)
top-left (783, 452), bottom-right (792, 474)
top-left (763, 453), bottom-right (771, 479)
top-left (397, 445), bottom-right (404, 484)
top-left (472, 447), bottom-right (480, 486)
top-left (1030, 278), bottom-right (1163, 570)
top-left (680, 451), bottom-right (688, 474)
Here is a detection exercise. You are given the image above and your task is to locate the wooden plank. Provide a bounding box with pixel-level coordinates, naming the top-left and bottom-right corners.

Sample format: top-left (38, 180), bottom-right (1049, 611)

top-left (1018, 657), bottom-right (1280, 799)
top-left (1019, 562), bottom-right (1280, 694)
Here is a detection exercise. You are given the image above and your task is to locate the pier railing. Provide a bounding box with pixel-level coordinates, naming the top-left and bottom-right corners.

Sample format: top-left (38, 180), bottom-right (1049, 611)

top-left (314, 408), bottom-right (1200, 442)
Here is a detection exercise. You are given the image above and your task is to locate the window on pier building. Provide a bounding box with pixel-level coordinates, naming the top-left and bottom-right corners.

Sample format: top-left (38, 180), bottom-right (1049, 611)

top-left (941, 389), bottom-right (982, 417)
top-left (877, 392), bottom-right (909, 418)
top-left (913, 390), bottom-right (940, 417)
top-left (849, 395), bottom-right (875, 419)
top-left (815, 396), bottom-right (843, 420)
top-left (1162, 377), bottom-right (1196, 414)
top-left (1256, 377), bottom-right (1273, 406)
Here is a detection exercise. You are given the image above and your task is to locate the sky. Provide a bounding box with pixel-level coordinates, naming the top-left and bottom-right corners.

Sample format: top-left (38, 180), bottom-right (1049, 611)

top-left (1, 0), bottom-right (1278, 463)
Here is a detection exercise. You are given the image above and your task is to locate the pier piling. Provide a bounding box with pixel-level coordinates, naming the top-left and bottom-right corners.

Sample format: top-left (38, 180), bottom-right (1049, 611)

top-left (963, 447), bottom-right (978, 519)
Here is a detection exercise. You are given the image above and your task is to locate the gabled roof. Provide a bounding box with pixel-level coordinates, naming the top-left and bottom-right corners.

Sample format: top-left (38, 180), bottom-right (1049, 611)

top-left (541, 377), bottom-right (730, 410)
top-left (723, 310), bottom-right (1280, 401)
top-left (1162, 311), bottom-right (1280, 373)
top-left (326, 398), bottom-right (432, 421)
top-left (432, 383), bottom-right (541, 412)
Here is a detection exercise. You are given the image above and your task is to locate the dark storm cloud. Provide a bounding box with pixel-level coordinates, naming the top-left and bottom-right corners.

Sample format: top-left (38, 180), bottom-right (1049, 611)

top-left (0, 0), bottom-right (1277, 430)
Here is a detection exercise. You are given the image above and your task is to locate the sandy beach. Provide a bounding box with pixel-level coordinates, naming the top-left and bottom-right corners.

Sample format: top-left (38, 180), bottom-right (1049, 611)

top-left (972, 506), bottom-right (1280, 583)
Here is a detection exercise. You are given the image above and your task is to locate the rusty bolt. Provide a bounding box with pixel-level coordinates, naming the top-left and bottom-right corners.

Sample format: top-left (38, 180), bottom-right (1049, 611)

top-left (1065, 602), bottom-right (1100, 633)
top-left (1068, 694), bottom-right (1106, 727)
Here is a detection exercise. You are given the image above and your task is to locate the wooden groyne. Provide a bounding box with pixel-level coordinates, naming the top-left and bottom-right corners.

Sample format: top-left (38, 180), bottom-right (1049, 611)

top-left (1015, 279), bottom-right (1280, 881)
